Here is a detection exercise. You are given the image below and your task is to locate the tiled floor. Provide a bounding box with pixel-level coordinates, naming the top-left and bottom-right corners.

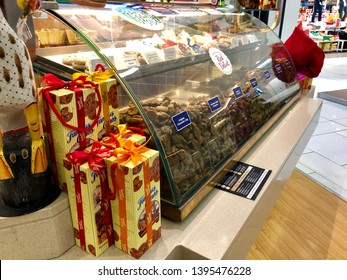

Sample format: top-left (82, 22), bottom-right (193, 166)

top-left (296, 52), bottom-right (347, 201)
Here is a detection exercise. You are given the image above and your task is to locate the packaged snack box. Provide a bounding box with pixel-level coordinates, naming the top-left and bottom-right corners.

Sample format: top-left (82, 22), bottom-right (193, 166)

top-left (64, 141), bottom-right (114, 257)
top-left (38, 74), bottom-right (102, 190)
top-left (106, 140), bottom-right (161, 259)
top-left (72, 68), bottom-right (120, 141)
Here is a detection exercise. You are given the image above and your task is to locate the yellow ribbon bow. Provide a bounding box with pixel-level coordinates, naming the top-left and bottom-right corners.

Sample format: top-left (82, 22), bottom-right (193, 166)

top-left (102, 124), bottom-right (145, 149)
top-left (72, 68), bottom-right (115, 83)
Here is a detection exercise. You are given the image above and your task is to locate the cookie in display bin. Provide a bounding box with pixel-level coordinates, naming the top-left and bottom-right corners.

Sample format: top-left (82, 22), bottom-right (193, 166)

top-left (238, 0), bottom-right (260, 9)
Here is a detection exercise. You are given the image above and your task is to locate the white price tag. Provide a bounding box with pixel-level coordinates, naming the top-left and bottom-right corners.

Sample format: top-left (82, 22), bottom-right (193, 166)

top-left (241, 36), bottom-right (249, 45)
top-left (246, 34), bottom-right (259, 43)
top-left (114, 53), bottom-right (139, 70)
top-left (162, 46), bottom-right (177, 61)
top-left (87, 56), bottom-right (114, 72)
top-left (123, 57), bottom-right (139, 68)
top-left (141, 50), bottom-right (163, 64)
top-left (231, 37), bottom-right (240, 48)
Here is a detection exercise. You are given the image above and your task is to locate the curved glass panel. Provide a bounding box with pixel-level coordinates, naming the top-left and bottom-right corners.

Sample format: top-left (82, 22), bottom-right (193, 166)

top-left (33, 3), bottom-right (299, 207)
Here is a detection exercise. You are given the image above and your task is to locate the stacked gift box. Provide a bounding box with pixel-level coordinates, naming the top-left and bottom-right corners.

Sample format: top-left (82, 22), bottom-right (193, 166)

top-left (105, 140), bottom-right (161, 259)
top-left (38, 70), bottom-right (161, 258)
top-left (64, 142), bottom-right (114, 257)
top-left (38, 71), bottom-right (120, 191)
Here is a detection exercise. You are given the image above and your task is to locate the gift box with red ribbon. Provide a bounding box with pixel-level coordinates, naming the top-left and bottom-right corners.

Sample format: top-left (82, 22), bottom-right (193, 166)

top-left (105, 139), bottom-right (161, 259)
top-left (38, 73), bottom-right (102, 191)
top-left (72, 65), bottom-right (120, 141)
top-left (64, 141), bottom-right (114, 257)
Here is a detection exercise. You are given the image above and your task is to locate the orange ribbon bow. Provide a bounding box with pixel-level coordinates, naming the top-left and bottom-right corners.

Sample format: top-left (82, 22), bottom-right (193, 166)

top-left (112, 137), bottom-right (151, 165)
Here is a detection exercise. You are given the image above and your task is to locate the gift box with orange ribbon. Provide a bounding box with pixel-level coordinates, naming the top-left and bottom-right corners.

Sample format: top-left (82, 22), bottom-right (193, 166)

top-left (38, 73), bottom-right (102, 191)
top-left (105, 139), bottom-right (161, 259)
top-left (72, 64), bottom-right (120, 142)
top-left (64, 141), bottom-right (114, 257)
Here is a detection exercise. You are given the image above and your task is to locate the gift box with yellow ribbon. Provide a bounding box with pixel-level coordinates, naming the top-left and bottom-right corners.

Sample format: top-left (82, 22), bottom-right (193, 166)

top-left (102, 124), bottom-right (146, 149)
top-left (105, 139), bottom-right (161, 259)
top-left (72, 65), bottom-right (120, 142)
top-left (38, 73), bottom-right (102, 191)
top-left (64, 141), bottom-right (114, 257)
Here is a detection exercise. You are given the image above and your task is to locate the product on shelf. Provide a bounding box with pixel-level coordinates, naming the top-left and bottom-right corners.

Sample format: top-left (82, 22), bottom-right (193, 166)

top-left (121, 90), bottom-right (239, 196)
top-left (64, 142), bottom-right (114, 257)
top-left (65, 29), bottom-right (85, 45)
top-left (106, 142), bottom-right (161, 259)
top-left (238, 0), bottom-right (260, 9)
top-left (38, 74), bottom-right (102, 190)
top-left (259, 0), bottom-right (277, 9)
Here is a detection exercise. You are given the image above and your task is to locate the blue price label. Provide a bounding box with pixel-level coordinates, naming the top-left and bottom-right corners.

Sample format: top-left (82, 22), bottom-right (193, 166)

top-left (285, 59), bottom-right (291, 68)
top-left (264, 70), bottom-right (271, 80)
top-left (275, 64), bottom-right (282, 74)
top-left (249, 77), bottom-right (258, 88)
top-left (207, 96), bottom-right (222, 112)
top-left (233, 86), bottom-right (243, 99)
top-left (172, 111), bottom-right (191, 131)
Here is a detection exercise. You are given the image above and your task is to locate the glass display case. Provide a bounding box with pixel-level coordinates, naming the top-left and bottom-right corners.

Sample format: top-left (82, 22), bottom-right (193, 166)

top-left (32, 1), bottom-right (300, 221)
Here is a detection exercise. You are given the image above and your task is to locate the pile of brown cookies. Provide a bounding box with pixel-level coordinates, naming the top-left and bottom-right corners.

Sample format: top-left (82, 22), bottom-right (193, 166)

top-left (121, 93), bottom-right (238, 196)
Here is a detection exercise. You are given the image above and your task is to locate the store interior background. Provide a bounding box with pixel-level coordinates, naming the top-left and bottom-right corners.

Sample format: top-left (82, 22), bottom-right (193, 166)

top-left (247, 0), bottom-right (347, 259)
top-left (227, 1), bottom-right (347, 201)
top-left (257, 2), bottom-right (347, 199)
top-left (277, 0), bottom-right (347, 201)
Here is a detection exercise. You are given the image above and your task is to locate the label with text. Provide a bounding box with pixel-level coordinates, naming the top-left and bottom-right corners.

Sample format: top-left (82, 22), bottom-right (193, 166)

top-left (207, 96), bottom-right (222, 112)
top-left (172, 111), bottom-right (191, 131)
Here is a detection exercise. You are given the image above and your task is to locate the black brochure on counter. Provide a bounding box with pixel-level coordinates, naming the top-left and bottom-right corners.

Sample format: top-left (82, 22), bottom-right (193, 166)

top-left (215, 161), bottom-right (271, 200)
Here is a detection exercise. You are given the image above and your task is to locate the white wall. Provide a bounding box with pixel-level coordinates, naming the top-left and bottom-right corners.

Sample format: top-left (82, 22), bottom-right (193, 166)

top-left (267, 0), bottom-right (301, 42)
top-left (280, 0), bottom-right (302, 42)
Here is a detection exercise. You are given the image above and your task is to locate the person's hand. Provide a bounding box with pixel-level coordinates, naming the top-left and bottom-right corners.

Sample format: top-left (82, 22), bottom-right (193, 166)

top-left (17, 0), bottom-right (42, 14)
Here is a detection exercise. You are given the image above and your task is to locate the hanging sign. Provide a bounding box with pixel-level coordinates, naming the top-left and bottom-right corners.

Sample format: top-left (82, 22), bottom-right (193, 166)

top-left (209, 47), bottom-right (232, 75)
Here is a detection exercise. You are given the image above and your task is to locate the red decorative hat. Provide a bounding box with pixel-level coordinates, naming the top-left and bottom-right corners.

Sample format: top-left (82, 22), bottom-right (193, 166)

top-left (284, 26), bottom-right (325, 78)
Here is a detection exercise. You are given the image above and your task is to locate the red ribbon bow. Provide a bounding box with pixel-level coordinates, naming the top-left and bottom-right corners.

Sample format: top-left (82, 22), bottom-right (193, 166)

top-left (66, 141), bottom-right (113, 175)
top-left (39, 73), bottom-right (102, 132)
top-left (42, 73), bottom-right (94, 91)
